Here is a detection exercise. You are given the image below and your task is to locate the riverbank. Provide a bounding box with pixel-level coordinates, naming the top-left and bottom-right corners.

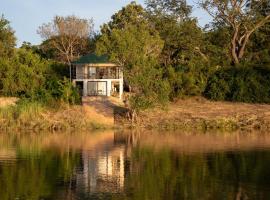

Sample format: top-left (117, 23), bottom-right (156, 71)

top-left (0, 99), bottom-right (108, 131)
top-left (2, 97), bottom-right (270, 132)
top-left (116, 97), bottom-right (270, 131)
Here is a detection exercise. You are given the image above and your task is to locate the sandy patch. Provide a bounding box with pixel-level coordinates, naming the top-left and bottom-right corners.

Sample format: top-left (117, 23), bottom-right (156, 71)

top-left (0, 97), bottom-right (18, 108)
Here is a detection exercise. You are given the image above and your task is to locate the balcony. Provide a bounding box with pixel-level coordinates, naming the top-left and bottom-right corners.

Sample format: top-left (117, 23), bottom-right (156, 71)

top-left (73, 66), bottom-right (123, 80)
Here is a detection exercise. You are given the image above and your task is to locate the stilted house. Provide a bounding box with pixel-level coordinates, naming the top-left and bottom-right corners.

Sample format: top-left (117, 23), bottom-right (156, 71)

top-left (72, 54), bottom-right (124, 99)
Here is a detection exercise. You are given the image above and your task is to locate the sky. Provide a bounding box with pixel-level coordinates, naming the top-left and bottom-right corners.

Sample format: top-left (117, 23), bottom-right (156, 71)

top-left (0, 0), bottom-right (210, 46)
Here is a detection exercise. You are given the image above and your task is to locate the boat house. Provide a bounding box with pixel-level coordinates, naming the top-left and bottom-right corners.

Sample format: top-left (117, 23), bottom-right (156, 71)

top-left (72, 54), bottom-right (124, 99)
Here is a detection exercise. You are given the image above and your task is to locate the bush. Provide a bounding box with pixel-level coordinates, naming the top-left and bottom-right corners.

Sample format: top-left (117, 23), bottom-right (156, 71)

top-left (0, 48), bottom-right (80, 105)
top-left (0, 49), bottom-right (48, 97)
top-left (128, 64), bottom-right (170, 112)
top-left (166, 61), bottom-right (214, 99)
top-left (204, 65), bottom-right (270, 103)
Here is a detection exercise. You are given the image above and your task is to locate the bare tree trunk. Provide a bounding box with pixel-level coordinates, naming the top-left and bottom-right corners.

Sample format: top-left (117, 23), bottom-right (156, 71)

top-left (238, 34), bottom-right (250, 60)
top-left (231, 26), bottom-right (240, 65)
top-left (66, 55), bottom-right (72, 82)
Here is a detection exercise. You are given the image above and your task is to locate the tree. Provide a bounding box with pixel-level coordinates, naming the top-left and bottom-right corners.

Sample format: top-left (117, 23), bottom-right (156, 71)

top-left (146, 0), bottom-right (197, 67)
top-left (37, 15), bottom-right (94, 79)
top-left (96, 2), bottom-right (169, 120)
top-left (0, 48), bottom-right (49, 97)
top-left (146, 0), bottom-right (212, 98)
top-left (97, 2), bottom-right (164, 69)
top-left (200, 0), bottom-right (270, 64)
top-left (246, 0), bottom-right (270, 64)
top-left (0, 15), bottom-right (16, 58)
top-left (146, 0), bottom-right (192, 20)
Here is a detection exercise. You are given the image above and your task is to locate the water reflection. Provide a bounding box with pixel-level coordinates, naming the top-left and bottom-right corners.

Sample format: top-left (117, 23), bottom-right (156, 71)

top-left (0, 131), bottom-right (270, 199)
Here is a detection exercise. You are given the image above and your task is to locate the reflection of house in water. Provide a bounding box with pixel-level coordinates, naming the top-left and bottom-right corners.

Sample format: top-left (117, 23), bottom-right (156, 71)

top-left (75, 133), bottom-right (131, 194)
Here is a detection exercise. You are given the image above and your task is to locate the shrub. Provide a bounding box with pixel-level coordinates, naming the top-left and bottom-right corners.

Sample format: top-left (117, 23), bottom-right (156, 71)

top-left (0, 49), bottom-right (48, 97)
top-left (165, 60), bottom-right (215, 99)
top-left (128, 64), bottom-right (170, 113)
top-left (204, 65), bottom-right (270, 103)
top-left (0, 48), bottom-right (80, 105)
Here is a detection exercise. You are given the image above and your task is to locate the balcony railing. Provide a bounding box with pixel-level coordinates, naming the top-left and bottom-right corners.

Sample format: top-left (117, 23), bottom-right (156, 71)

top-left (74, 73), bottom-right (122, 80)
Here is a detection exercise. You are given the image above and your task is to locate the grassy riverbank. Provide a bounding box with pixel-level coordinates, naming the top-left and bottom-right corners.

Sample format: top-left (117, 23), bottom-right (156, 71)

top-left (116, 97), bottom-right (270, 132)
top-left (0, 99), bottom-right (107, 131)
top-left (2, 97), bottom-right (270, 132)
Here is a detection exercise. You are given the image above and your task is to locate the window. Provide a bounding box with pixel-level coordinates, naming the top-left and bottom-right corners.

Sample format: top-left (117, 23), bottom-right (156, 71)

top-left (89, 67), bottom-right (96, 78)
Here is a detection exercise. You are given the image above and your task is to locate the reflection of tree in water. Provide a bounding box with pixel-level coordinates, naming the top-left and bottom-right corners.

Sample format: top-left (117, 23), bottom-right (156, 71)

top-left (111, 131), bottom-right (270, 200)
top-left (124, 148), bottom-right (270, 200)
top-left (0, 132), bottom-right (270, 199)
top-left (0, 149), bottom-right (80, 200)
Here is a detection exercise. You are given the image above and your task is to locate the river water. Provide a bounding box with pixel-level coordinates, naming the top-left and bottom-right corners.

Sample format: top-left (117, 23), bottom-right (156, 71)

top-left (0, 131), bottom-right (270, 200)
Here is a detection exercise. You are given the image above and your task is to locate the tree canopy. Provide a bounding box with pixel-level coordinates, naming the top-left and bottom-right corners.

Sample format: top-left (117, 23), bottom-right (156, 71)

top-left (37, 15), bottom-right (94, 65)
top-left (1, 0), bottom-right (270, 110)
top-left (0, 15), bottom-right (16, 58)
top-left (96, 2), bottom-right (169, 117)
top-left (200, 0), bottom-right (270, 64)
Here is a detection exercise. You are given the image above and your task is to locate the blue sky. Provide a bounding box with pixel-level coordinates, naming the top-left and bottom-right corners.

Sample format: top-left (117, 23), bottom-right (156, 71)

top-left (1, 0), bottom-right (210, 46)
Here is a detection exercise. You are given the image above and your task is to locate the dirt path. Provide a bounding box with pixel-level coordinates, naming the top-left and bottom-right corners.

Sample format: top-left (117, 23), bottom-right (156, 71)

top-left (82, 96), bottom-right (124, 127)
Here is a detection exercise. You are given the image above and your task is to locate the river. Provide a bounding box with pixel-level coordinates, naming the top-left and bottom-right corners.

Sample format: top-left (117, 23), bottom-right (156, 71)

top-left (0, 131), bottom-right (270, 199)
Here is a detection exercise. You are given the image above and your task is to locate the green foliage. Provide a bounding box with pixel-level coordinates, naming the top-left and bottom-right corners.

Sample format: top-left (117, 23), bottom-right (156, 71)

top-left (2, 0), bottom-right (270, 111)
top-left (96, 2), bottom-right (168, 112)
top-left (36, 77), bottom-right (81, 104)
top-left (57, 78), bottom-right (81, 104)
top-left (0, 48), bottom-right (80, 104)
top-left (0, 48), bottom-right (48, 97)
top-left (247, 22), bottom-right (270, 64)
top-left (166, 62), bottom-right (212, 98)
top-left (0, 15), bottom-right (16, 58)
top-left (204, 65), bottom-right (270, 103)
top-left (146, 0), bottom-right (192, 20)
top-left (129, 64), bottom-right (170, 111)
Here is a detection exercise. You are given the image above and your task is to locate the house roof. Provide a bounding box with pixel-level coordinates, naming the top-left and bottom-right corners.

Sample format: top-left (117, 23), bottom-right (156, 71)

top-left (72, 53), bottom-right (110, 65)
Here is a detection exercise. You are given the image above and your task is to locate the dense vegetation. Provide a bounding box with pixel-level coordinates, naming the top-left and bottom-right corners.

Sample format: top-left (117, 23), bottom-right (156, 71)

top-left (0, 16), bottom-right (81, 105)
top-left (95, 0), bottom-right (270, 117)
top-left (0, 0), bottom-right (270, 120)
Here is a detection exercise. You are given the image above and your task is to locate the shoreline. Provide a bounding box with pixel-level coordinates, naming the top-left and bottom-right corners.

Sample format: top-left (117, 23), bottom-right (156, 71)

top-left (1, 97), bottom-right (270, 132)
top-left (116, 97), bottom-right (270, 132)
top-left (0, 99), bottom-right (111, 132)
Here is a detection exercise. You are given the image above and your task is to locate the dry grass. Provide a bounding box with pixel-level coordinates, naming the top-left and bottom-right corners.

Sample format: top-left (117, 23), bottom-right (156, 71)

top-left (0, 96), bottom-right (125, 131)
top-left (0, 100), bottom-right (107, 131)
top-left (0, 97), bottom-right (18, 108)
top-left (132, 97), bottom-right (270, 131)
top-left (82, 96), bottom-right (125, 127)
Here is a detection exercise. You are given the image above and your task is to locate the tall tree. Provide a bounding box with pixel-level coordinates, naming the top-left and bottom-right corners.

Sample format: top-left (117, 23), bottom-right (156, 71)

top-left (37, 15), bottom-right (94, 79)
top-left (199, 0), bottom-right (270, 64)
top-left (247, 0), bottom-right (270, 64)
top-left (146, 0), bottom-right (192, 20)
top-left (146, 0), bottom-right (211, 98)
top-left (0, 15), bottom-right (16, 58)
top-left (146, 0), bottom-right (207, 67)
top-left (96, 2), bottom-right (169, 120)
